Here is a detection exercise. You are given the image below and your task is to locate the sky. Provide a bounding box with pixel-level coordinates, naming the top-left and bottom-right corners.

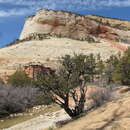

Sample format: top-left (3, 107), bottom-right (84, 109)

top-left (0, 0), bottom-right (130, 47)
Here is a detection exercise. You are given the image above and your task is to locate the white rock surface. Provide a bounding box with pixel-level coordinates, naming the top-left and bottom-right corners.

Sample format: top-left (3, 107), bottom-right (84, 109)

top-left (5, 109), bottom-right (71, 130)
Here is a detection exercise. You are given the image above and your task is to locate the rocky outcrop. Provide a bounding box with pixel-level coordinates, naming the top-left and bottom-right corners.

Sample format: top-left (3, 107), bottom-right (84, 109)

top-left (23, 62), bottom-right (55, 79)
top-left (86, 14), bottom-right (130, 31)
top-left (20, 9), bottom-right (119, 41)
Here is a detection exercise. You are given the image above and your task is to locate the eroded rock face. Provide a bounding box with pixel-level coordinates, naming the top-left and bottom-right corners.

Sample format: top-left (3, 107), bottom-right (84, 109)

top-left (23, 62), bottom-right (55, 79)
top-left (20, 9), bottom-right (117, 40)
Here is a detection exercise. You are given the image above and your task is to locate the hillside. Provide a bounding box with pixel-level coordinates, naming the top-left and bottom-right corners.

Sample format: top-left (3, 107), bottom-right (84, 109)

top-left (59, 86), bottom-right (130, 130)
top-left (3, 86), bottom-right (130, 130)
top-left (0, 38), bottom-right (120, 80)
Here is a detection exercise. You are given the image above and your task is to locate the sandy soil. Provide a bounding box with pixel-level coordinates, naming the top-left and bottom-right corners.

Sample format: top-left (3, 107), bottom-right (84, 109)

top-left (59, 86), bottom-right (130, 130)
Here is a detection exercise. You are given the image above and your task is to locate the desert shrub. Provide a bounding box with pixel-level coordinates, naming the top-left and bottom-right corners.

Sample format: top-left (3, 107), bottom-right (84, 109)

top-left (0, 78), bottom-right (4, 85)
top-left (0, 85), bottom-right (38, 118)
top-left (86, 36), bottom-right (96, 43)
top-left (89, 87), bottom-right (111, 107)
top-left (115, 37), bottom-right (128, 43)
top-left (36, 93), bottom-right (54, 105)
top-left (7, 70), bottom-right (32, 87)
top-left (48, 127), bottom-right (54, 130)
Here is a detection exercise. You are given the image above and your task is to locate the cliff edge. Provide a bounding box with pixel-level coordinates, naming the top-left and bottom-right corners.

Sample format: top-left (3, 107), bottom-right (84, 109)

top-left (20, 9), bottom-right (122, 41)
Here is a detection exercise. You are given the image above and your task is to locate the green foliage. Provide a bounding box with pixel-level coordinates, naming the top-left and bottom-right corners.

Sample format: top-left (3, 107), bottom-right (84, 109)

top-left (48, 127), bottom-right (54, 130)
top-left (106, 20), bottom-right (110, 26)
top-left (104, 54), bottom-right (121, 84)
top-left (96, 54), bottom-right (105, 76)
top-left (115, 37), bottom-right (128, 43)
top-left (60, 54), bottom-right (97, 82)
top-left (112, 48), bottom-right (130, 85)
top-left (7, 70), bottom-right (32, 87)
top-left (36, 94), bottom-right (54, 105)
top-left (36, 54), bottom-right (107, 118)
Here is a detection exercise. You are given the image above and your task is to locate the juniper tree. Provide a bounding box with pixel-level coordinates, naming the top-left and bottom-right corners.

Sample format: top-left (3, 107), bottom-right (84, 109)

top-left (36, 54), bottom-right (97, 118)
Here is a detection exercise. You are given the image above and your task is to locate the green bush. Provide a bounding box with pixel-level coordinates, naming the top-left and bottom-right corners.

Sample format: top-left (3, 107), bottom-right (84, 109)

top-left (36, 93), bottom-right (54, 105)
top-left (112, 48), bottom-right (130, 85)
top-left (7, 70), bottom-right (32, 87)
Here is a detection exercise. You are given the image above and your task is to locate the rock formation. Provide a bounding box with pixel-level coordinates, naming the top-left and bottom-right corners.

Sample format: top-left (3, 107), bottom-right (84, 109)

top-left (23, 62), bottom-right (55, 79)
top-left (86, 14), bottom-right (130, 31)
top-left (20, 9), bottom-right (119, 41)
